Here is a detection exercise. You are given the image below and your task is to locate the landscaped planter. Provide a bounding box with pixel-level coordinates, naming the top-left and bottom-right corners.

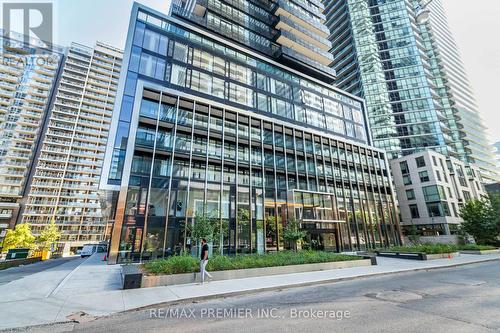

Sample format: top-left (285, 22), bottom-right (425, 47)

top-left (141, 258), bottom-right (373, 288)
top-left (376, 251), bottom-right (459, 261)
top-left (459, 249), bottom-right (500, 255)
top-left (0, 257), bottom-right (41, 270)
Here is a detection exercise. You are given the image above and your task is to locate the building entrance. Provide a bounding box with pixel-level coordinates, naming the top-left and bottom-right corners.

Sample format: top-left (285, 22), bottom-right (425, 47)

top-left (287, 190), bottom-right (344, 252)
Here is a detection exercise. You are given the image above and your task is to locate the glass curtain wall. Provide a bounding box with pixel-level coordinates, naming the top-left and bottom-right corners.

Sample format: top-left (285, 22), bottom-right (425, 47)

top-left (115, 90), bottom-right (400, 262)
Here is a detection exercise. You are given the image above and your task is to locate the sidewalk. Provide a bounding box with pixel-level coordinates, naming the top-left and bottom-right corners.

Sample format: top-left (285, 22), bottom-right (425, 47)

top-left (1, 252), bottom-right (500, 330)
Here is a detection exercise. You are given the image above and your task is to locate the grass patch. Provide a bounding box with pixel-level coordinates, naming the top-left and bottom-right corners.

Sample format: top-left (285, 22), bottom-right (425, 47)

top-left (378, 243), bottom-right (458, 254)
top-left (143, 251), bottom-right (362, 275)
top-left (458, 244), bottom-right (497, 251)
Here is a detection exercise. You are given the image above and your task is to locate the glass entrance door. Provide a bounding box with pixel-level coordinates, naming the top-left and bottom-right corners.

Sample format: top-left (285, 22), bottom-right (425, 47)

top-left (304, 229), bottom-right (339, 252)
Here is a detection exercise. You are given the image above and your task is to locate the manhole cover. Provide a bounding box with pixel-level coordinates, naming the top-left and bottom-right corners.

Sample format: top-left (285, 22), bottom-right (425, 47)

top-left (366, 290), bottom-right (423, 303)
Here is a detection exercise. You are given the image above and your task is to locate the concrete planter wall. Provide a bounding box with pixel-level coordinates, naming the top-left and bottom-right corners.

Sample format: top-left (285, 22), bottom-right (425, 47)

top-left (142, 258), bottom-right (372, 288)
top-left (459, 249), bottom-right (500, 255)
top-left (403, 235), bottom-right (458, 245)
top-left (376, 251), bottom-right (459, 261)
top-left (423, 252), bottom-right (459, 260)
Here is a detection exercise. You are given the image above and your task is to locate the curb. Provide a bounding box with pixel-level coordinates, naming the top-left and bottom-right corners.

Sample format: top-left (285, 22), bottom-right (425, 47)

top-left (0, 321), bottom-right (75, 332)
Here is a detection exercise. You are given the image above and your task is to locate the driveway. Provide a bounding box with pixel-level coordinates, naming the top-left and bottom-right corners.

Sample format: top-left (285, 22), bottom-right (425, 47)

top-left (0, 256), bottom-right (82, 286)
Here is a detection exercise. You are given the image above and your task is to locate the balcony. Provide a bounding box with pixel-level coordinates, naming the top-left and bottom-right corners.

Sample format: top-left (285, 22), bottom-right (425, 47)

top-left (220, 0), bottom-right (277, 23)
top-left (0, 212), bottom-right (13, 219)
top-left (171, 4), bottom-right (280, 57)
top-left (279, 46), bottom-right (336, 83)
top-left (287, 0), bottom-right (326, 21)
top-left (276, 15), bottom-right (331, 51)
top-left (205, 0), bottom-right (278, 40)
top-left (276, 30), bottom-right (333, 66)
top-left (273, 0), bottom-right (330, 38)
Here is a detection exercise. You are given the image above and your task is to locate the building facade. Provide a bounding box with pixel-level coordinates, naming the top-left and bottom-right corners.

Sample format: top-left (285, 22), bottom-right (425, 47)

top-left (419, 0), bottom-right (497, 183)
top-left (21, 42), bottom-right (122, 253)
top-left (485, 141), bottom-right (500, 194)
top-left (0, 32), bottom-right (64, 242)
top-left (100, 2), bottom-right (402, 263)
top-left (391, 150), bottom-right (486, 236)
top-left (323, 0), bottom-right (498, 183)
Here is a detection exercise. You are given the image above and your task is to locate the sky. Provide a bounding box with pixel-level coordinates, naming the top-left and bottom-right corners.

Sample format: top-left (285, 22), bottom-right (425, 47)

top-left (441, 0), bottom-right (500, 144)
top-left (53, 0), bottom-right (169, 48)
top-left (2, 0), bottom-right (499, 144)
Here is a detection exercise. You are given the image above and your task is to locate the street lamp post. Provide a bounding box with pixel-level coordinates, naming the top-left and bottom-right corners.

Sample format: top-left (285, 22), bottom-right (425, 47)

top-left (415, 0), bottom-right (434, 24)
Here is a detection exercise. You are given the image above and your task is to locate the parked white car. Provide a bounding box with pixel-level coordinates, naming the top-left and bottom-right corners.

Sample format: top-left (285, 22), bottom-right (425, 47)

top-left (80, 244), bottom-right (97, 258)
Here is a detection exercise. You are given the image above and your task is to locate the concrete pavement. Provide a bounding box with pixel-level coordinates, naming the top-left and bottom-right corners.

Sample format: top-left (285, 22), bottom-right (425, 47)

top-left (53, 260), bottom-right (500, 333)
top-left (1, 252), bottom-right (500, 330)
top-left (0, 254), bottom-right (122, 330)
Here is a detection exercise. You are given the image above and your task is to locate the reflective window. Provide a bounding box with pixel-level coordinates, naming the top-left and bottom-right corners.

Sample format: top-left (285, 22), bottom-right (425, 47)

top-left (136, 126), bottom-right (156, 147)
top-left (208, 139), bottom-right (222, 158)
top-left (120, 95), bottom-right (135, 122)
top-left (409, 204), bottom-right (419, 218)
top-left (175, 133), bottom-right (191, 152)
top-left (415, 156), bottom-right (425, 167)
top-left (140, 99), bottom-right (158, 119)
top-left (170, 64), bottom-right (187, 87)
top-left (172, 42), bottom-right (188, 62)
top-left (227, 82), bottom-right (253, 107)
top-left (109, 149), bottom-right (126, 180)
top-left (419, 170), bottom-right (429, 183)
top-left (114, 121), bottom-right (130, 149)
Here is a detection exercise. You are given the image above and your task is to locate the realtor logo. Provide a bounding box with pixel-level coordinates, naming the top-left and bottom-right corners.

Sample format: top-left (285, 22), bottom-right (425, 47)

top-left (2, 2), bottom-right (53, 48)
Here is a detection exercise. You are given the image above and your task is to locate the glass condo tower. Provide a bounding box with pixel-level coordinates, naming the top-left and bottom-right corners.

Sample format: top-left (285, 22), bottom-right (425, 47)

top-left (100, 1), bottom-right (402, 263)
top-left (323, 0), bottom-right (498, 183)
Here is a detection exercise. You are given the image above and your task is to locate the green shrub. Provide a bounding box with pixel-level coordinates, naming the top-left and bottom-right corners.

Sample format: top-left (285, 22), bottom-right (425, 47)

top-left (458, 244), bottom-right (497, 251)
top-left (143, 255), bottom-right (199, 275)
top-left (143, 251), bottom-right (362, 275)
top-left (380, 243), bottom-right (458, 254)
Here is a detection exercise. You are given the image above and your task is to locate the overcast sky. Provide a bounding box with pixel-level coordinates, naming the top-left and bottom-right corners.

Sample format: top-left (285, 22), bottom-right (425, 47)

top-left (6, 0), bottom-right (498, 143)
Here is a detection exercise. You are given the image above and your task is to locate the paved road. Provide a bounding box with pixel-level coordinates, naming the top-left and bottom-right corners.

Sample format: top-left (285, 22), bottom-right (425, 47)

top-left (0, 256), bottom-right (82, 285)
top-left (19, 260), bottom-right (500, 333)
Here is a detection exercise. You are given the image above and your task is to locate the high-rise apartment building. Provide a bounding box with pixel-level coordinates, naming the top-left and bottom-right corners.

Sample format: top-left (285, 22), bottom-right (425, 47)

top-left (419, 0), bottom-right (497, 183)
top-left (324, 0), bottom-right (498, 183)
top-left (100, 1), bottom-right (402, 263)
top-left (484, 141), bottom-right (500, 193)
top-left (21, 42), bottom-right (122, 253)
top-left (0, 32), bottom-right (64, 241)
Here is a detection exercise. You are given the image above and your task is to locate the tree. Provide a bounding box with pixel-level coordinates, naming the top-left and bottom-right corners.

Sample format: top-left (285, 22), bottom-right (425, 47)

top-left (459, 196), bottom-right (498, 245)
top-left (283, 218), bottom-right (306, 251)
top-left (189, 211), bottom-right (222, 256)
top-left (1, 223), bottom-right (35, 252)
top-left (489, 194), bottom-right (500, 229)
top-left (190, 211), bottom-right (218, 243)
top-left (37, 221), bottom-right (61, 251)
top-left (407, 225), bottom-right (421, 245)
top-left (265, 215), bottom-right (276, 240)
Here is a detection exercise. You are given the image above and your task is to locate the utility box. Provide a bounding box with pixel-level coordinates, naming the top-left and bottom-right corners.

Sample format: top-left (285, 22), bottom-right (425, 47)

top-left (41, 250), bottom-right (51, 260)
top-left (122, 265), bottom-right (142, 289)
top-left (6, 248), bottom-right (30, 260)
